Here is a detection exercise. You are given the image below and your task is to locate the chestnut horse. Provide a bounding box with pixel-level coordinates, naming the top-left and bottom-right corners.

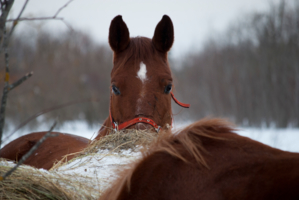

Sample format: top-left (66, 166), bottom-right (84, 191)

top-left (0, 15), bottom-right (189, 169)
top-left (100, 119), bottom-right (299, 200)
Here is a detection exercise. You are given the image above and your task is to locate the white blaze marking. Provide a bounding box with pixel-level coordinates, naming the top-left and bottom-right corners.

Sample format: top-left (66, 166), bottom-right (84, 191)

top-left (137, 62), bottom-right (147, 83)
top-left (136, 62), bottom-right (147, 114)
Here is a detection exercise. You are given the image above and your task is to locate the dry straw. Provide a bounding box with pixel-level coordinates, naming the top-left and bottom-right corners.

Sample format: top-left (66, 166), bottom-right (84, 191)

top-left (82, 129), bottom-right (158, 153)
top-left (0, 160), bottom-right (97, 199)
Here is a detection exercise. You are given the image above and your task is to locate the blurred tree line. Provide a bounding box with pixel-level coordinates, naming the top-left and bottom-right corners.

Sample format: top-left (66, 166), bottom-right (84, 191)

top-left (173, 0), bottom-right (299, 127)
top-left (0, 30), bottom-right (112, 132)
top-left (0, 0), bottom-right (298, 136)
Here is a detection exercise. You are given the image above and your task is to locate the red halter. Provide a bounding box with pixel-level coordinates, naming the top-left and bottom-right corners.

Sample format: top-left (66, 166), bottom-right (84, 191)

top-left (109, 91), bottom-right (190, 132)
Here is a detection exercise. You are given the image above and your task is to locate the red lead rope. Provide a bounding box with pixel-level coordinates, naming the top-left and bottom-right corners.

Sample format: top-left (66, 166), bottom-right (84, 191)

top-left (170, 91), bottom-right (190, 108)
top-left (110, 91), bottom-right (190, 132)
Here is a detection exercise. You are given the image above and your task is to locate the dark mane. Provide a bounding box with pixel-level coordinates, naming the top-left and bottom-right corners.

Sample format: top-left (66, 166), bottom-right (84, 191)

top-left (100, 118), bottom-right (237, 200)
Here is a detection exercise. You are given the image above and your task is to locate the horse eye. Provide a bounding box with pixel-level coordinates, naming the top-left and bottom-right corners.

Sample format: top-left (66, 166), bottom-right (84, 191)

top-left (112, 85), bottom-right (121, 95)
top-left (164, 84), bottom-right (172, 94)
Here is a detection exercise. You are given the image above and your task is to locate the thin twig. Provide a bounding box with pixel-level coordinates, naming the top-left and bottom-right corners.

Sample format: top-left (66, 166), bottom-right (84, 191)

top-left (0, 0), bottom-right (14, 45)
top-left (0, 42), bottom-right (11, 149)
top-left (60, 18), bottom-right (73, 31)
top-left (9, 71), bottom-right (33, 90)
top-left (6, 17), bottom-right (64, 22)
top-left (0, 71), bottom-right (33, 149)
top-left (6, 17), bottom-right (74, 31)
top-left (0, 121), bottom-right (58, 181)
top-left (8, 0), bottom-right (28, 37)
top-left (54, 0), bottom-right (74, 18)
top-left (14, 0), bottom-right (29, 20)
top-left (0, 0), bottom-right (28, 53)
top-left (6, 0), bottom-right (74, 30)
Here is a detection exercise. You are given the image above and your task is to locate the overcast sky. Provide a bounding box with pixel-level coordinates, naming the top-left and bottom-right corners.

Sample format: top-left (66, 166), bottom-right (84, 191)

top-left (11, 0), bottom-right (280, 57)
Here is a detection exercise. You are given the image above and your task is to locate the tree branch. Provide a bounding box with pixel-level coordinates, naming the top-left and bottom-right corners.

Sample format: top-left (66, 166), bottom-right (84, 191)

top-left (0, 0), bottom-right (28, 53)
top-left (6, 0), bottom-right (74, 30)
top-left (0, 121), bottom-right (58, 181)
top-left (0, 70), bottom-right (33, 149)
top-left (53, 0), bottom-right (73, 18)
top-left (0, 0), bottom-right (14, 45)
top-left (9, 71), bottom-right (33, 91)
top-left (6, 16), bottom-right (64, 22)
top-left (0, 45), bottom-right (11, 149)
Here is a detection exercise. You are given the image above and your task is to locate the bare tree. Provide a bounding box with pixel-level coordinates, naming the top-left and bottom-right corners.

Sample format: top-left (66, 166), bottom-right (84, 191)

top-left (0, 0), bottom-right (75, 148)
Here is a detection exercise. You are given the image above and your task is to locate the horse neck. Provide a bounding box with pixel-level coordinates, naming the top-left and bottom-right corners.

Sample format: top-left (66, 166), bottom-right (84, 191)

top-left (100, 133), bottom-right (299, 200)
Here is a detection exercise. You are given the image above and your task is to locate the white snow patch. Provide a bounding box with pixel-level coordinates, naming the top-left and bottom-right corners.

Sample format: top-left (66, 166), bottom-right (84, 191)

top-left (237, 127), bottom-right (299, 152)
top-left (53, 149), bottom-right (141, 192)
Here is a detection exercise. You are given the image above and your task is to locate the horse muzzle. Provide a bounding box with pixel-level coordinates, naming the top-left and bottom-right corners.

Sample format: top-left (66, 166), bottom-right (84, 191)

top-left (134, 122), bottom-right (155, 131)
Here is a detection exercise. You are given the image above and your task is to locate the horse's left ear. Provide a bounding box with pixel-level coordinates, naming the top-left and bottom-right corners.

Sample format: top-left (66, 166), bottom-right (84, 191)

top-left (109, 15), bottom-right (130, 53)
top-left (152, 15), bottom-right (174, 53)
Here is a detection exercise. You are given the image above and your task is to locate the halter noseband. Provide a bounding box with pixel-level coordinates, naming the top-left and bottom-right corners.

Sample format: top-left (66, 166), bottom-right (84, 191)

top-left (109, 91), bottom-right (190, 132)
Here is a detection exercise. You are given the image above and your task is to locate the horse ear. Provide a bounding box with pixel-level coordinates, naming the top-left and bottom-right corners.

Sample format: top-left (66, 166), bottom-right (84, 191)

top-left (152, 15), bottom-right (174, 53)
top-left (109, 15), bottom-right (130, 53)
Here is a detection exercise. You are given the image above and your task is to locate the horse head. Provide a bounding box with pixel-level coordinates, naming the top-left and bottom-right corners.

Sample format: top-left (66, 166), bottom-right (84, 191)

top-left (97, 15), bottom-right (189, 137)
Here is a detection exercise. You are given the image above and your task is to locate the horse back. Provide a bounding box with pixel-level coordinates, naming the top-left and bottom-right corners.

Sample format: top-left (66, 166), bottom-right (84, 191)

top-left (0, 132), bottom-right (90, 170)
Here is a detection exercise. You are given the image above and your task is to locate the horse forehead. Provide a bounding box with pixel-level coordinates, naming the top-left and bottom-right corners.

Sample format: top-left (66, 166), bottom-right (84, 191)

top-left (113, 61), bottom-right (165, 78)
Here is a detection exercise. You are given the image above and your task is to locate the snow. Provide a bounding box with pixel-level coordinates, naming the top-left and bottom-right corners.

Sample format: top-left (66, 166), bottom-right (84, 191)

top-left (237, 128), bottom-right (299, 153)
top-left (53, 149), bottom-right (141, 192)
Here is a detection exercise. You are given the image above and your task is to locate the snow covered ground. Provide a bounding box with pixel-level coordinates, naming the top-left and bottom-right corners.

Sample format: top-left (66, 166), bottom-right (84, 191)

top-left (53, 149), bottom-right (142, 193)
top-left (2, 120), bottom-right (299, 152)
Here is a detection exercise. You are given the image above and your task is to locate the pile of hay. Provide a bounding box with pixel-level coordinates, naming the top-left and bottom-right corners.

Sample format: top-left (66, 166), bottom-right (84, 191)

top-left (0, 160), bottom-right (97, 199)
top-left (81, 129), bottom-right (158, 154)
top-left (0, 129), bottom-right (159, 199)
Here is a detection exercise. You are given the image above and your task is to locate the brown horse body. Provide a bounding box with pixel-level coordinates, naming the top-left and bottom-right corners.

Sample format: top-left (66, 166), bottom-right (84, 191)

top-left (100, 119), bottom-right (299, 200)
top-left (0, 15), bottom-right (186, 170)
top-left (0, 132), bottom-right (89, 169)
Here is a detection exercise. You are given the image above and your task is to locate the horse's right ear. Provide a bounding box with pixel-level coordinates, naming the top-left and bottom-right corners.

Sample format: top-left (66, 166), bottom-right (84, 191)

top-left (152, 15), bottom-right (174, 53)
top-left (109, 15), bottom-right (130, 53)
